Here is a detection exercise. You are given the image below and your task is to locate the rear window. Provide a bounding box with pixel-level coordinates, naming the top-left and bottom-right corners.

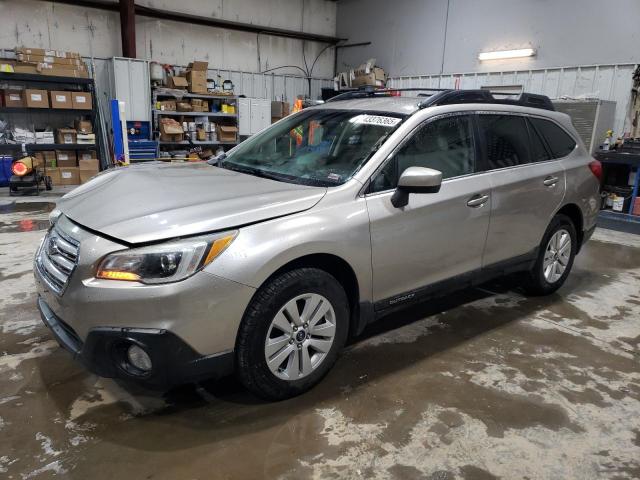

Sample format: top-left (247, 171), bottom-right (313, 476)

top-left (478, 114), bottom-right (531, 169)
top-left (529, 118), bottom-right (576, 158)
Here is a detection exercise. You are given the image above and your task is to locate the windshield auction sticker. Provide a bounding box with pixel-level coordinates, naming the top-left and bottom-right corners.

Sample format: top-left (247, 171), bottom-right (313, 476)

top-left (358, 115), bottom-right (402, 127)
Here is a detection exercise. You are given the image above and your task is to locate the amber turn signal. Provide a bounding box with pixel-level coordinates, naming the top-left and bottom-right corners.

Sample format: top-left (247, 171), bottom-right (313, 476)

top-left (96, 270), bottom-right (141, 281)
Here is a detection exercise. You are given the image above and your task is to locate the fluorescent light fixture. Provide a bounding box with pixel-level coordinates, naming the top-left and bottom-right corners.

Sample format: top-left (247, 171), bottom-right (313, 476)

top-left (478, 48), bottom-right (536, 61)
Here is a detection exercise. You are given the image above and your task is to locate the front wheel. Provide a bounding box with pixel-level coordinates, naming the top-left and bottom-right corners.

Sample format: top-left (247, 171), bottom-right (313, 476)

top-left (236, 268), bottom-right (349, 400)
top-left (521, 214), bottom-right (577, 296)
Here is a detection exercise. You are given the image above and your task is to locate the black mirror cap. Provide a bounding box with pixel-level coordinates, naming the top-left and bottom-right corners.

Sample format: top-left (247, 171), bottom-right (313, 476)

top-left (391, 184), bottom-right (441, 208)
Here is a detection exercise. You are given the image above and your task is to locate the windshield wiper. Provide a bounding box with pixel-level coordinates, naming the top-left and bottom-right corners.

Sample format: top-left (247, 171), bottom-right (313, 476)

top-left (220, 162), bottom-right (291, 183)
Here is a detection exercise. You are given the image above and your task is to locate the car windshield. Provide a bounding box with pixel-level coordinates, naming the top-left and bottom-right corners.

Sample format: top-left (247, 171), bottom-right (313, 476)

top-left (220, 109), bottom-right (405, 186)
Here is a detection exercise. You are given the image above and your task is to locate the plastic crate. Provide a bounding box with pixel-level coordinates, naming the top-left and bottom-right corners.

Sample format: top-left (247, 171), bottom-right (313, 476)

top-left (0, 156), bottom-right (13, 187)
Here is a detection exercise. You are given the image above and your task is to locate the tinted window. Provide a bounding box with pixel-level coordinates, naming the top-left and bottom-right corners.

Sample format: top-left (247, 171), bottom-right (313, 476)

top-left (370, 115), bottom-right (475, 192)
top-left (527, 119), bottom-right (553, 162)
top-left (479, 114), bottom-right (531, 169)
top-left (529, 118), bottom-right (576, 158)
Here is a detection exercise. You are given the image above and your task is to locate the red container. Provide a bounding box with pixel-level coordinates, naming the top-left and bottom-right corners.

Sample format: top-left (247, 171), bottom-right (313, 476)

top-left (633, 197), bottom-right (640, 216)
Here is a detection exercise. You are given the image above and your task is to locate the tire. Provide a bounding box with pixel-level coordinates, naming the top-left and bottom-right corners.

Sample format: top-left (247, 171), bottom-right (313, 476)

top-left (521, 214), bottom-right (577, 296)
top-left (236, 267), bottom-right (349, 401)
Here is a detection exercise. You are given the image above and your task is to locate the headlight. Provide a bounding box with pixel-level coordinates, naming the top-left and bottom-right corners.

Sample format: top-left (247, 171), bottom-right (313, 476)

top-left (96, 231), bottom-right (237, 284)
top-left (49, 208), bottom-right (62, 226)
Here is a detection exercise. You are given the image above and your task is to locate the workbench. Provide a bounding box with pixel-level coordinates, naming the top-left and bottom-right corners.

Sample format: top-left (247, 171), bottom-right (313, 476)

top-left (595, 145), bottom-right (640, 217)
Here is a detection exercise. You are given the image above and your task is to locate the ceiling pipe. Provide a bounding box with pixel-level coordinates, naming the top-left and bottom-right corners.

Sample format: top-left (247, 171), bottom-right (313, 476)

top-left (47, 0), bottom-right (346, 44)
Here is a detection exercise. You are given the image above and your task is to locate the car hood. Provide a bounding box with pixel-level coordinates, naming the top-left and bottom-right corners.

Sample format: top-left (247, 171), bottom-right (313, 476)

top-left (58, 162), bottom-right (326, 244)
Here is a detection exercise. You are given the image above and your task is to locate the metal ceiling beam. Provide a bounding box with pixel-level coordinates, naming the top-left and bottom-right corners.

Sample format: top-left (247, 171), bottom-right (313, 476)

top-left (48, 0), bottom-right (346, 44)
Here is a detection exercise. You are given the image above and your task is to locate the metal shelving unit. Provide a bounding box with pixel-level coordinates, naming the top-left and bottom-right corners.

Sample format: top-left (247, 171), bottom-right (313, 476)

top-left (151, 86), bottom-right (239, 153)
top-left (0, 143), bottom-right (96, 152)
top-left (153, 110), bottom-right (237, 118)
top-left (0, 72), bottom-right (104, 167)
top-left (158, 140), bottom-right (236, 145)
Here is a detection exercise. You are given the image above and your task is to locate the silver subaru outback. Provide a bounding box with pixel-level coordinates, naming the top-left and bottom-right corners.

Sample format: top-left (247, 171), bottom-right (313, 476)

top-left (35, 89), bottom-right (601, 400)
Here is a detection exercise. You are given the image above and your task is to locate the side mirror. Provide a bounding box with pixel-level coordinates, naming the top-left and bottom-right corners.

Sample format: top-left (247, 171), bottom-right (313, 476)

top-left (391, 166), bottom-right (442, 208)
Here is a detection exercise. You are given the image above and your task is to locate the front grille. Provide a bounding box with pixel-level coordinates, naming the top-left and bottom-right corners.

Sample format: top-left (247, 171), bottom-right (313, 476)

top-left (36, 227), bottom-right (80, 295)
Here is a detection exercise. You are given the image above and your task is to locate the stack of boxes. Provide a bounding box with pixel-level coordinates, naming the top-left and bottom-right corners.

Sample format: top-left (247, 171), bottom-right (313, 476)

top-left (166, 60), bottom-right (209, 94)
top-left (2, 89), bottom-right (92, 110)
top-left (10, 47), bottom-right (89, 78)
top-left (335, 59), bottom-right (387, 90)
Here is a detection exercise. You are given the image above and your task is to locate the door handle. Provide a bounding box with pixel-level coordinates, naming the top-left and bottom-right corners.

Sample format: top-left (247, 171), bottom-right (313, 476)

top-left (467, 194), bottom-right (489, 207)
top-left (543, 176), bottom-right (559, 187)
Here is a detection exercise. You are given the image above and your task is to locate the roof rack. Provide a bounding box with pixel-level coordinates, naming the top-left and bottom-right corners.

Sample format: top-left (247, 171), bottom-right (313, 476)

top-left (326, 86), bottom-right (555, 111)
top-left (325, 87), bottom-right (447, 103)
top-left (416, 89), bottom-right (555, 111)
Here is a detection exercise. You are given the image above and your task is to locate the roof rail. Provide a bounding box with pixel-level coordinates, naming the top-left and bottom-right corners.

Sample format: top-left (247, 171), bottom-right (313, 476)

top-left (417, 89), bottom-right (555, 111)
top-left (325, 86), bottom-right (447, 103)
top-left (325, 86), bottom-right (555, 112)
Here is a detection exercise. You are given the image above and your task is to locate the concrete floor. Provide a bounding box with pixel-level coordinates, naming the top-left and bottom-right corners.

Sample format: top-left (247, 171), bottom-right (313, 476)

top-left (1, 194), bottom-right (640, 480)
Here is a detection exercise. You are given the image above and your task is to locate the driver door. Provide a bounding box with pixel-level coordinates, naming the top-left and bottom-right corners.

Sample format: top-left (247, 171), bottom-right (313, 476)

top-left (365, 113), bottom-right (492, 308)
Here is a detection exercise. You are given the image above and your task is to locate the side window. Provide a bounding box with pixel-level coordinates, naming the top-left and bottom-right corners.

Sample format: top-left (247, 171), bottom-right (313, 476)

top-left (527, 118), bottom-right (553, 162)
top-left (529, 118), bottom-right (577, 158)
top-left (369, 115), bottom-right (475, 193)
top-left (478, 114), bottom-right (531, 169)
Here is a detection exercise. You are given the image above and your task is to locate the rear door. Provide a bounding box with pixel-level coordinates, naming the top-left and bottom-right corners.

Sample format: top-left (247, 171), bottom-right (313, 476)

top-left (479, 113), bottom-right (566, 267)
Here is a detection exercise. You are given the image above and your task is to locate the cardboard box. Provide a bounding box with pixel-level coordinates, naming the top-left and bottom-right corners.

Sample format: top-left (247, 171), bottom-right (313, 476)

top-left (157, 100), bottom-right (176, 111)
top-left (48, 167), bottom-right (61, 185)
top-left (351, 67), bottom-right (387, 88)
top-left (77, 150), bottom-right (96, 161)
top-left (217, 125), bottom-right (238, 142)
top-left (78, 158), bottom-right (99, 170)
top-left (80, 168), bottom-right (98, 184)
top-left (71, 92), bottom-right (92, 110)
top-left (56, 129), bottom-right (76, 144)
top-left (167, 76), bottom-right (188, 89)
top-left (41, 150), bottom-right (57, 167)
top-left (56, 129), bottom-right (77, 145)
top-left (16, 54), bottom-right (83, 66)
top-left (25, 89), bottom-right (49, 108)
top-left (50, 91), bottom-right (72, 109)
top-left (35, 131), bottom-right (55, 144)
top-left (16, 47), bottom-right (80, 58)
top-left (32, 153), bottom-right (44, 168)
top-left (13, 64), bottom-right (39, 74)
top-left (55, 150), bottom-right (77, 167)
top-left (76, 133), bottom-right (95, 144)
top-left (4, 89), bottom-right (25, 108)
top-left (271, 101), bottom-right (290, 118)
top-left (176, 101), bottom-right (193, 112)
top-left (74, 119), bottom-right (93, 134)
top-left (58, 167), bottom-right (80, 185)
top-left (159, 118), bottom-right (184, 142)
top-left (186, 61), bottom-right (208, 94)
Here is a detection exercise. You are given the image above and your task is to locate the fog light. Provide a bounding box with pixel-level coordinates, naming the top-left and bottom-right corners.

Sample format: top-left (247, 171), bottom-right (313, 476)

top-left (126, 344), bottom-right (152, 372)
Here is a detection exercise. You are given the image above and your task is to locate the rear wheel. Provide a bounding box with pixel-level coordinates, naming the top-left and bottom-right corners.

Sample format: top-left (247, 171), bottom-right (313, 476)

top-left (522, 214), bottom-right (577, 295)
top-left (236, 268), bottom-right (349, 400)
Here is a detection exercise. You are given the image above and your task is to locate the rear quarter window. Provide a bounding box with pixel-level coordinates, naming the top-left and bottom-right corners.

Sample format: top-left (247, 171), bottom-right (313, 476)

top-left (529, 118), bottom-right (577, 158)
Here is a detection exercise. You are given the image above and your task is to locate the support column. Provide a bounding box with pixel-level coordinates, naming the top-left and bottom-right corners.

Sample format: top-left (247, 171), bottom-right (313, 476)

top-left (119, 0), bottom-right (136, 58)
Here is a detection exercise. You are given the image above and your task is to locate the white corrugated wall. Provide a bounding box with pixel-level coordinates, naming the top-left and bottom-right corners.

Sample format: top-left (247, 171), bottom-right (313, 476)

top-left (388, 64), bottom-right (638, 137)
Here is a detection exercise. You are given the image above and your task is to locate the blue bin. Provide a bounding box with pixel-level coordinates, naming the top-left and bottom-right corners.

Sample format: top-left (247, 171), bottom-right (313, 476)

top-left (0, 156), bottom-right (13, 187)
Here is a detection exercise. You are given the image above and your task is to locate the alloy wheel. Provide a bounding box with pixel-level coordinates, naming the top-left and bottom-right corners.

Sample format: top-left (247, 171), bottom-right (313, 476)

top-left (543, 229), bottom-right (571, 283)
top-left (264, 293), bottom-right (337, 381)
